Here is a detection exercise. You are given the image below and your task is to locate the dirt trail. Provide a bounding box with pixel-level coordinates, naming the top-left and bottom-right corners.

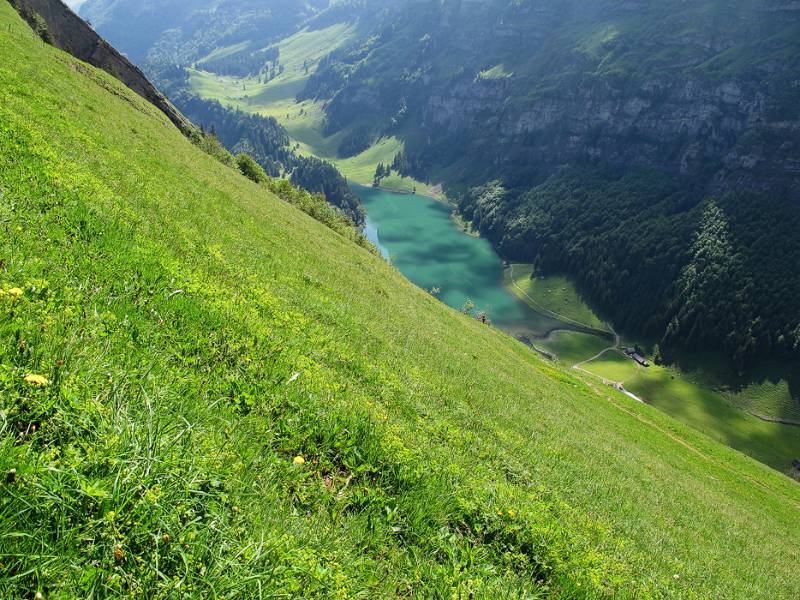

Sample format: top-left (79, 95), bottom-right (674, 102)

top-left (506, 265), bottom-right (644, 402)
top-left (571, 329), bottom-right (645, 403)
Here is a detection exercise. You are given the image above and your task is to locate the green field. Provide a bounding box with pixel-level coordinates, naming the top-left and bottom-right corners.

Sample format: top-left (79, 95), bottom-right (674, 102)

top-left (505, 264), bottom-right (800, 472)
top-left (477, 63), bottom-right (513, 80)
top-left (186, 22), bottom-right (358, 142)
top-left (186, 25), bottom-right (430, 194)
top-left (189, 23), bottom-right (357, 107)
top-left (505, 264), bottom-right (610, 332)
top-left (582, 351), bottom-right (800, 472)
top-left (197, 40), bottom-right (252, 65)
top-left (537, 330), bottom-right (611, 365)
top-left (719, 362), bottom-right (800, 423)
top-left (2, 5), bottom-right (800, 598)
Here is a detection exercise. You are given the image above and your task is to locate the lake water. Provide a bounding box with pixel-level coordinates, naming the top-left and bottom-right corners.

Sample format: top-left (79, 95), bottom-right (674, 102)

top-left (355, 185), bottom-right (569, 340)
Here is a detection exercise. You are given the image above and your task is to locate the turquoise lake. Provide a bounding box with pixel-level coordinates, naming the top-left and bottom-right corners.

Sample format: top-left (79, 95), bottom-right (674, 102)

top-left (355, 185), bottom-right (569, 340)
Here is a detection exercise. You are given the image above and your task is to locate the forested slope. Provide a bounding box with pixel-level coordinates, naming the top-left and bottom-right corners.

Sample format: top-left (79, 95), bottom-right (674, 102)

top-left (2, 2), bottom-right (800, 598)
top-left (459, 171), bottom-right (800, 371)
top-left (174, 92), bottom-right (363, 222)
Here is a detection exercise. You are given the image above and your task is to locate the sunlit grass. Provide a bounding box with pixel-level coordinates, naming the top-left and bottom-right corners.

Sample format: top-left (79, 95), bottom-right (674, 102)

top-left (186, 25), bottom-right (430, 193)
top-left (506, 264), bottom-right (609, 331)
top-left (1, 4), bottom-right (799, 598)
top-left (538, 330), bottom-right (611, 365)
top-left (721, 364), bottom-right (800, 423)
top-left (197, 40), bottom-right (253, 65)
top-left (582, 351), bottom-right (800, 470)
top-left (506, 262), bottom-right (800, 470)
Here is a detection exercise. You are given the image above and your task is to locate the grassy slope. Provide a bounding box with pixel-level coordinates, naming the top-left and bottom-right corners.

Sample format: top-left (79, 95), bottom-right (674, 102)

top-left (583, 353), bottom-right (800, 472)
top-left (715, 360), bottom-right (800, 424)
top-left (197, 40), bottom-right (252, 65)
top-left (727, 379), bottom-right (800, 422)
top-left (507, 265), bottom-right (800, 472)
top-left (540, 331), bottom-right (611, 366)
top-left (186, 25), bottom-right (429, 194)
top-left (1, 5), bottom-right (799, 598)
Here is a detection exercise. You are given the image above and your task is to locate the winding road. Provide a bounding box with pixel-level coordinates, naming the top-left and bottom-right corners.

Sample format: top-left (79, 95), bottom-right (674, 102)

top-left (570, 328), bottom-right (645, 403)
top-left (507, 265), bottom-right (644, 403)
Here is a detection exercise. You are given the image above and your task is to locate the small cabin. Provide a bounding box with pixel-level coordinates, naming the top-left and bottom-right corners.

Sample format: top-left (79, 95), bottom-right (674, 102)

top-left (623, 347), bottom-right (649, 367)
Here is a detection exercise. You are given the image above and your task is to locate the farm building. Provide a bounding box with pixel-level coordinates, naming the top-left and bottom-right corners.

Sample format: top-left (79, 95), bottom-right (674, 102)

top-left (622, 347), bottom-right (650, 367)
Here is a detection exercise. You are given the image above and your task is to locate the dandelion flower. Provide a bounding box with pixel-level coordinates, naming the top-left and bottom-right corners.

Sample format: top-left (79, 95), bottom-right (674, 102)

top-left (293, 455), bottom-right (305, 465)
top-left (23, 374), bottom-right (49, 386)
top-left (7, 288), bottom-right (23, 297)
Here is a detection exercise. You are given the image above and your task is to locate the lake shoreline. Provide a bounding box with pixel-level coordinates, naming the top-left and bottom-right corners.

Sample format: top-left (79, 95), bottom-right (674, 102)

top-left (352, 180), bottom-right (449, 203)
top-left (356, 184), bottom-right (800, 473)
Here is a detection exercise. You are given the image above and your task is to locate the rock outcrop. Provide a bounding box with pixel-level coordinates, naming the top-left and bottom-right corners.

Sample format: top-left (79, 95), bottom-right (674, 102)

top-left (9, 0), bottom-right (193, 135)
top-left (423, 71), bottom-right (800, 200)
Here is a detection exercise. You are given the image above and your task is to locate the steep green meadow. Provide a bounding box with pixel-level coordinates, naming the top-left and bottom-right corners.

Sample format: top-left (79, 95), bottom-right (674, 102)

top-left (1, 4), bottom-right (800, 598)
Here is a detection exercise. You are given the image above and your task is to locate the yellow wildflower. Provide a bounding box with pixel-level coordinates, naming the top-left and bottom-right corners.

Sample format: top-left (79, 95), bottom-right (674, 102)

top-left (23, 374), bottom-right (49, 386)
top-left (293, 455), bottom-right (305, 466)
top-left (7, 288), bottom-right (23, 297)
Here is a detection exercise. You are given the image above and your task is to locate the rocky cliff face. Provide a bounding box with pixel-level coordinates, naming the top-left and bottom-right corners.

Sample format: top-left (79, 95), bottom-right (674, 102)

top-left (424, 70), bottom-right (800, 200)
top-left (9, 0), bottom-right (192, 134)
top-left (306, 0), bottom-right (800, 200)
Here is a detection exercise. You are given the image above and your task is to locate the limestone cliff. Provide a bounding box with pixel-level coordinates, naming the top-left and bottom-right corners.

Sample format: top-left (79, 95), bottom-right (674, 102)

top-left (423, 67), bottom-right (800, 200)
top-left (308, 0), bottom-right (800, 201)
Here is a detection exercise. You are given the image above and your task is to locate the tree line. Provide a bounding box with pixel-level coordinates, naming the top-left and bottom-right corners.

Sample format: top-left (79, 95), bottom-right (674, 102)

top-left (458, 169), bottom-right (800, 371)
top-left (174, 93), bottom-right (363, 224)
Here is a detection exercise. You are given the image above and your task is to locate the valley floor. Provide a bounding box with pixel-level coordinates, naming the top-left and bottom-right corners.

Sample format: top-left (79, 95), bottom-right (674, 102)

top-left (506, 264), bottom-right (800, 474)
top-left (186, 24), bottom-right (430, 194)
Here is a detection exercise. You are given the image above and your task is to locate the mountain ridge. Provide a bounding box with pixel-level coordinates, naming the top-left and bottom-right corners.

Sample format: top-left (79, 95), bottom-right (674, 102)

top-left (10, 0), bottom-right (193, 134)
